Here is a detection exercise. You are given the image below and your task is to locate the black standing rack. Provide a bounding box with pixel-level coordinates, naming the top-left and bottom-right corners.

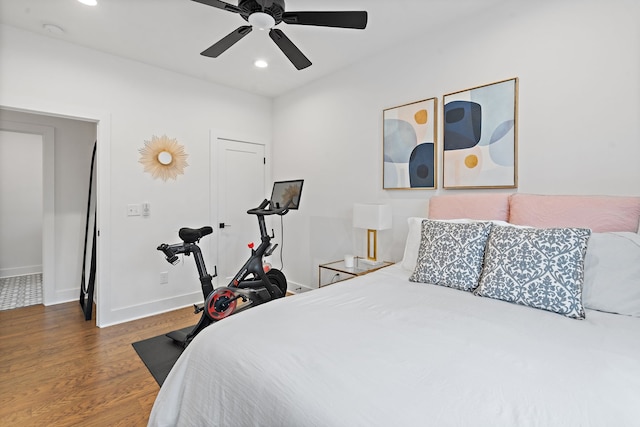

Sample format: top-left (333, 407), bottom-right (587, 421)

top-left (79, 141), bottom-right (97, 321)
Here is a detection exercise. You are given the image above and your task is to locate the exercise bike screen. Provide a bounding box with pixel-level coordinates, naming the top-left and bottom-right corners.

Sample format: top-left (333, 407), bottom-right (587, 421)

top-left (270, 180), bottom-right (304, 210)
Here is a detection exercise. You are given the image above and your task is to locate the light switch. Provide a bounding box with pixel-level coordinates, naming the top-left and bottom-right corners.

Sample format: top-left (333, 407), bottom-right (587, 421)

top-left (127, 204), bottom-right (141, 216)
top-left (142, 202), bottom-right (150, 217)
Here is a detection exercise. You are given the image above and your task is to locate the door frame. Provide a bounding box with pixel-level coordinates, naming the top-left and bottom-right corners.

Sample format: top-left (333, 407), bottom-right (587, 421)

top-left (0, 98), bottom-right (111, 326)
top-left (210, 130), bottom-right (270, 284)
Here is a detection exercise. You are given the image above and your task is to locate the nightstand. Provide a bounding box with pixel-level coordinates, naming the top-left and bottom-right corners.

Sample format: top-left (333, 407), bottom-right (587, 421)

top-left (318, 257), bottom-right (394, 287)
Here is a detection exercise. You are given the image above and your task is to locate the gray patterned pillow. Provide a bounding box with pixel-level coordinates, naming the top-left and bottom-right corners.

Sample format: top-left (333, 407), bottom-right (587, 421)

top-left (476, 225), bottom-right (591, 319)
top-left (409, 220), bottom-right (493, 291)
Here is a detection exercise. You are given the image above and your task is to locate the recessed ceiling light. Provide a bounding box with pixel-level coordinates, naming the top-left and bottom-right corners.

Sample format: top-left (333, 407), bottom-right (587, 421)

top-left (78, 0), bottom-right (98, 6)
top-left (254, 60), bottom-right (269, 69)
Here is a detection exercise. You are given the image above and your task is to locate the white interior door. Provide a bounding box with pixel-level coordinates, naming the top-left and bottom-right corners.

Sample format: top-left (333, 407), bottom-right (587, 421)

top-left (216, 138), bottom-right (266, 283)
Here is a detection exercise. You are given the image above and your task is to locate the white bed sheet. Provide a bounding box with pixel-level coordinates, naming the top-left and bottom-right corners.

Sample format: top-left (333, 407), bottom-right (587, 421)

top-left (149, 265), bottom-right (640, 427)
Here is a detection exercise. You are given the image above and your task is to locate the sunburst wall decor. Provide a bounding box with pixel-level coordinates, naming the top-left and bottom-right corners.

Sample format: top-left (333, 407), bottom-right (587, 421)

top-left (139, 135), bottom-right (189, 181)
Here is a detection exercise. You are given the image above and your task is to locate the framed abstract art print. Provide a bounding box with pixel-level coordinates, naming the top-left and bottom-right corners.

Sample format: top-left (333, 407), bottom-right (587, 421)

top-left (442, 78), bottom-right (518, 189)
top-left (383, 97), bottom-right (438, 190)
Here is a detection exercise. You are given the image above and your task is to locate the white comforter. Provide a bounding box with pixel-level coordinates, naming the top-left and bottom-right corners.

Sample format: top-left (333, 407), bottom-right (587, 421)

top-left (149, 265), bottom-right (640, 427)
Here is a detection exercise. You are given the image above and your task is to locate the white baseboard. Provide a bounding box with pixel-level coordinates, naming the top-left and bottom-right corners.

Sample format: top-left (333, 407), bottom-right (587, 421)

top-left (0, 265), bottom-right (43, 279)
top-left (98, 281), bottom-right (313, 327)
top-left (99, 292), bottom-right (201, 328)
top-left (43, 288), bottom-right (79, 306)
top-left (287, 280), bottom-right (314, 294)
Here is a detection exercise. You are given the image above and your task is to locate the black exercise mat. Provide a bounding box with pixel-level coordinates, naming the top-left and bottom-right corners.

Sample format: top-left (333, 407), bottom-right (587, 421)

top-left (132, 326), bottom-right (192, 386)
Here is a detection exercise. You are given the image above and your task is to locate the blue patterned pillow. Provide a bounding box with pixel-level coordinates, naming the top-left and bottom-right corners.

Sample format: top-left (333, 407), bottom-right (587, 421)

top-left (476, 225), bottom-right (591, 319)
top-left (409, 220), bottom-right (493, 291)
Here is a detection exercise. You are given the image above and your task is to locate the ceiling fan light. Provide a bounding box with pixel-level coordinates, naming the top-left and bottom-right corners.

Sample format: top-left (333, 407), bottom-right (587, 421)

top-left (248, 12), bottom-right (275, 30)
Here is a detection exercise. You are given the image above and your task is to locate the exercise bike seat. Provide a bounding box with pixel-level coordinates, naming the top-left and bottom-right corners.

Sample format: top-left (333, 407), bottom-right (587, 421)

top-left (179, 226), bottom-right (213, 243)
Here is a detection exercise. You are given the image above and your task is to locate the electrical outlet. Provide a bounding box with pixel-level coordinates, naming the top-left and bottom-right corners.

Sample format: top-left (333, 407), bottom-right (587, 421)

top-left (160, 271), bottom-right (169, 284)
top-left (127, 204), bottom-right (141, 216)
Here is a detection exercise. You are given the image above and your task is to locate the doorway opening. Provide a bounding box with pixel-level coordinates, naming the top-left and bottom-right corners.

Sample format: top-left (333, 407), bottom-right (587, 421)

top-left (0, 110), bottom-right (97, 314)
top-left (0, 130), bottom-right (44, 310)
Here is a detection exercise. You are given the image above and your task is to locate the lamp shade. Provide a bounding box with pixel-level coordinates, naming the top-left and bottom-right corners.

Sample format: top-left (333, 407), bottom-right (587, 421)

top-left (353, 204), bottom-right (392, 230)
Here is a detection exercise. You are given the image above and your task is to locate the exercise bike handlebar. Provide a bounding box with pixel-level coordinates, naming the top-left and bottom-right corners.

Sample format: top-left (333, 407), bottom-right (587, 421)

top-left (157, 243), bottom-right (180, 265)
top-left (246, 198), bottom-right (292, 216)
top-left (157, 226), bottom-right (214, 265)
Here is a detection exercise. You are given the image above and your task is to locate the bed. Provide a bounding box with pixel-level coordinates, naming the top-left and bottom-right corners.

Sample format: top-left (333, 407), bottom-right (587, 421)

top-left (148, 194), bottom-right (640, 427)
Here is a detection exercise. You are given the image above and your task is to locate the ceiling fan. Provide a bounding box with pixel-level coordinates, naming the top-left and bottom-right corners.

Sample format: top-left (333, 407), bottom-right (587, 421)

top-left (192, 0), bottom-right (368, 70)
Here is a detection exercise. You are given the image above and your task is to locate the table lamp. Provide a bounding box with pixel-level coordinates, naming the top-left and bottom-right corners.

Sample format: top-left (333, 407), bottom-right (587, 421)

top-left (353, 203), bottom-right (392, 265)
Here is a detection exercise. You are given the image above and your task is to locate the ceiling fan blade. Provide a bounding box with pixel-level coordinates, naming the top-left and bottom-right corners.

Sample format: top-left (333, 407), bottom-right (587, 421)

top-left (282, 11), bottom-right (368, 29)
top-left (191, 0), bottom-right (242, 14)
top-left (269, 29), bottom-right (312, 70)
top-left (201, 26), bottom-right (252, 58)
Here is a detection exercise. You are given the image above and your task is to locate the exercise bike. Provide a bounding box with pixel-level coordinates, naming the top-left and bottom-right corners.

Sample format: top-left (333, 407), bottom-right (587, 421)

top-left (157, 183), bottom-right (301, 348)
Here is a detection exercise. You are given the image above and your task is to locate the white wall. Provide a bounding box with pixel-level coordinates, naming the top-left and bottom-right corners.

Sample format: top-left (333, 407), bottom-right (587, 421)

top-left (0, 25), bottom-right (272, 326)
top-left (272, 0), bottom-right (640, 289)
top-left (0, 130), bottom-right (43, 278)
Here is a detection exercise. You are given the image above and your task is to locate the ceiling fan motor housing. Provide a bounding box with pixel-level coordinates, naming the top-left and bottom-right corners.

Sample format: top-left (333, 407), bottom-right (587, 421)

top-left (239, 0), bottom-right (285, 24)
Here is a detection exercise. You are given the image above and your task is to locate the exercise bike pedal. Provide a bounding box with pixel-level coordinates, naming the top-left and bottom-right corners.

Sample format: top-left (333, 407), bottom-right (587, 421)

top-left (166, 329), bottom-right (189, 347)
top-left (193, 303), bottom-right (204, 314)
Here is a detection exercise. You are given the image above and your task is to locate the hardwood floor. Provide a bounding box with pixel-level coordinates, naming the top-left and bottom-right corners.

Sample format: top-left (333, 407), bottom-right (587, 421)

top-left (0, 302), bottom-right (197, 426)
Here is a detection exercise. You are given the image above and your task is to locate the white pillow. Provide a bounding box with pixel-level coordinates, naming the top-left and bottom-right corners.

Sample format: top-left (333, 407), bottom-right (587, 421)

top-left (583, 232), bottom-right (640, 317)
top-left (401, 217), bottom-right (428, 272)
top-left (400, 217), bottom-right (512, 272)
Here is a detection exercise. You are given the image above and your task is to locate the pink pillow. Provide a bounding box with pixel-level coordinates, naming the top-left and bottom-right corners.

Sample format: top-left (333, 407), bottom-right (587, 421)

top-left (428, 194), bottom-right (509, 221)
top-left (508, 194), bottom-right (640, 232)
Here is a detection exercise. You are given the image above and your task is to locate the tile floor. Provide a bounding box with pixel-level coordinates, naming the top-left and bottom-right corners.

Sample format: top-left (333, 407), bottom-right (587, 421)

top-left (0, 273), bottom-right (43, 310)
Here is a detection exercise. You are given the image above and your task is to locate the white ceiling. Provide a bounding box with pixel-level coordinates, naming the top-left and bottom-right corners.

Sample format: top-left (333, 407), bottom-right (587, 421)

top-left (0, 0), bottom-right (506, 98)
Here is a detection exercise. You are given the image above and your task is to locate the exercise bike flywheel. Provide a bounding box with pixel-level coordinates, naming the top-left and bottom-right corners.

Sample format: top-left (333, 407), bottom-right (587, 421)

top-left (205, 287), bottom-right (238, 320)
